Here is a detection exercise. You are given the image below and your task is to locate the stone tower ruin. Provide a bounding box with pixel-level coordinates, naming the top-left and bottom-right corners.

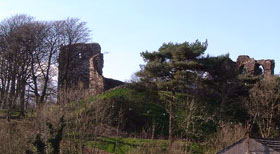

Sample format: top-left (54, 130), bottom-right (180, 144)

top-left (58, 43), bottom-right (123, 95)
top-left (236, 55), bottom-right (275, 78)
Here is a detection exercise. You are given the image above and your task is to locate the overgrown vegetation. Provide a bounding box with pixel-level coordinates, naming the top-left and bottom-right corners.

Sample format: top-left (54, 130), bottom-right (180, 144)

top-left (0, 14), bottom-right (279, 154)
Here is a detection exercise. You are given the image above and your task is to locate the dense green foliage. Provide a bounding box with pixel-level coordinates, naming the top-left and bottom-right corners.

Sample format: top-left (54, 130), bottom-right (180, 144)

top-left (96, 84), bottom-right (169, 136)
top-left (138, 41), bottom-right (208, 92)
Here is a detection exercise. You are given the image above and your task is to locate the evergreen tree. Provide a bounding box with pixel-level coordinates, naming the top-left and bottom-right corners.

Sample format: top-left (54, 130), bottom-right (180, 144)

top-left (201, 54), bottom-right (248, 123)
top-left (137, 40), bottom-right (207, 148)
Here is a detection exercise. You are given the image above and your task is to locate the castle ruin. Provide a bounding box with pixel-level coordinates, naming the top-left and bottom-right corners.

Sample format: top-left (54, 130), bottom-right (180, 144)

top-left (58, 43), bottom-right (123, 95)
top-left (236, 55), bottom-right (275, 78)
top-left (58, 44), bottom-right (276, 96)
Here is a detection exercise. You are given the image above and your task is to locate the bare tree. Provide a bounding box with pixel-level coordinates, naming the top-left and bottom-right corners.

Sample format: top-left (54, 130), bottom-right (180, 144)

top-left (61, 18), bottom-right (90, 45)
top-left (29, 18), bottom-right (90, 106)
top-left (0, 15), bottom-right (35, 117)
top-left (0, 15), bottom-right (91, 117)
top-left (246, 76), bottom-right (280, 138)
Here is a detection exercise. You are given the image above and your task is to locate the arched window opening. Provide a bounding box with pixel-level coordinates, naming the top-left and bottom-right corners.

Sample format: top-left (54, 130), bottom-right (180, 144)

top-left (256, 64), bottom-right (264, 76)
top-left (239, 65), bottom-right (246, 74)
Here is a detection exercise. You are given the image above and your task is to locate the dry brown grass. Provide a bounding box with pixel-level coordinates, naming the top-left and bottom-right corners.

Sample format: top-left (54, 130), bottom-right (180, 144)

top-left (0, 102), bottom-right (110, 153)
top-left (206, 122), bottom-right (247, 153)
top-left (58, 82), bottom-right (91, 105)
top-left (0, 119), bottom-right (35, 154)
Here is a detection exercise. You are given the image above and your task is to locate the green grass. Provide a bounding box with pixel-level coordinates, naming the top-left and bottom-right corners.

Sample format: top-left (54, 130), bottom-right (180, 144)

top-left (86, 137), bottom-right (211, 154)
top-left (86, 137), bottom-right (167, 154)
top-left (0, 109), bottom-right (36, 118)
top-left (97, 88), bottom-right (135, 100)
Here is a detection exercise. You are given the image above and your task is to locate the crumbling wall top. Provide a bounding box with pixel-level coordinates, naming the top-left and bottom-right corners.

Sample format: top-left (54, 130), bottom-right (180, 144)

top-left (236, 55), bottom-right (275, 77)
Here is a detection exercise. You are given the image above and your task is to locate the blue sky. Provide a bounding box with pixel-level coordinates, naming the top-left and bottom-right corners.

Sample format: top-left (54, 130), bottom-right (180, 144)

top-left (0, 0), bottom-right (279, 81)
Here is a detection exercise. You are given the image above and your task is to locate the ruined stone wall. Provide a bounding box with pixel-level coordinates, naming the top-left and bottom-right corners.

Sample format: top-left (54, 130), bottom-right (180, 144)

top-left (104, 78), bottom-right (125, 91)
top-left (256, 59), bottom-right (275, 77)
top-left (236, 55), bottom-right (275, 78)
top-left (58, 43), bottom-right (123, 95)
top-left (89, 52), bottom-right (105, 95)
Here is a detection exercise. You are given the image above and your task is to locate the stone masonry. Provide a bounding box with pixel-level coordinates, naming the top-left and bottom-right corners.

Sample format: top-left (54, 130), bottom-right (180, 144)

top-left (58, 43), bottom-right (123, 95)
top-left (236, 55), bottom-right (275, 78)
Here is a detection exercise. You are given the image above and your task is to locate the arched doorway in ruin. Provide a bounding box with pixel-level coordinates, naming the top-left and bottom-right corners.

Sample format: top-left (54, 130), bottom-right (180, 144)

top-left (255, 64), bottom-right (264, 76)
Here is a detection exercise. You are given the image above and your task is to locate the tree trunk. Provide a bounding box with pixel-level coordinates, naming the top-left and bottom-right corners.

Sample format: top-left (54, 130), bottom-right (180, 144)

top-left (151, 120), bottom-right (155, 140)
top-left (20, 84), bottom-right (25, 117)
top-left (7, 74), bottom-right (16, 121)
top-left (3, 79), bottom-right (10, 109)
top-left (168, 103), bottom-right (173, 147)
top-left (168, 90), bottom-right (175, 151)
